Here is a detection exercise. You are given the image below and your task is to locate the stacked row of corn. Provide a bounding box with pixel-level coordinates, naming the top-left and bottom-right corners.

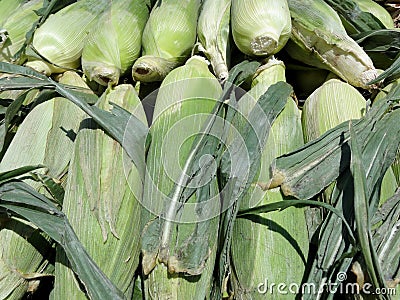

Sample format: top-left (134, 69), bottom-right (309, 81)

top-left (1, 0), bottom-right (394, 87)
top-left (0, 0), bottom-right (398, 299)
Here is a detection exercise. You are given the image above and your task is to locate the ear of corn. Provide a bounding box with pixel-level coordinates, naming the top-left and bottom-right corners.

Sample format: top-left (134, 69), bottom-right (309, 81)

top-left (231, 0), bottom-right (291, 57)
top-left (0, 71), bottom-right (89, 299)
top-left (141, 56), bottom-right (222, 298)
top-left (0, 0), bottom-right (42, 63)
top-left (302, 79), bottom-right (366, 142)
top-left (197, 0), bottom-right (231, 82)
top-left (25, 0), bottom-right (110, 76)
top-left (81, 0), bottom-right (150, 86)
top-left (51, 84), bottom-right (147, 299)
top-left (132, 0), bottom-right (201, 82)
top-left (231, 59), bottom-right (309, 299)
top-left (286, 0), bottom-right (378, 89)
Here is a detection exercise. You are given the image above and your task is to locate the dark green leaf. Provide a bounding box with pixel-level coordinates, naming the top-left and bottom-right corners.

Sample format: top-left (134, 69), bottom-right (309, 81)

top-left (362, 111), bottom-right (400, 214)
top-left (369, 55), bottom-right (400, 84)
top-left (323, 0), bottom-right (386, 34)
top-left (52, 82), bottom-right (98, 107)
top-left (131, 275), bottom-right (143, 300)
top-left (349, 122), bottom-right (387, 298)
top-left (226, 60), bottom-right (261, 86)
top-left (352, 29), bottom-right (400, 69)
top-left (301, 169), bottom-right (356, 300)
top-left (0, 62), bottom-right (48, 80)
top-left (0, 165), bottom-right (45, 184)
top-left (0, 89), bottom-right (34, 153)
top-left (35, 0), bottom-right (77, 17)
top-left (372, 188), bottom-right (400, 225)
top-left (353, 30), bottom-right (400, 53)
top-left (372, 189), bottom-right (400, 282)
top-left (238, 198), bottom-right (355, 239)
top-left (0, 63), bottom-right (148, 176)
top-left (0, 76), bottom-right (50, 91)
top-left (0, 181), bottom-right (125, 300)
top-left (1, 181), bottom-right (62, 215)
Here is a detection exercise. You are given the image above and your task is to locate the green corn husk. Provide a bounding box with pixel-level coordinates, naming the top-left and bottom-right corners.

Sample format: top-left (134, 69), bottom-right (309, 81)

top-left (231, 59), bottom-right (309, 299)
top-left (0, 71), bottom-right (89, 299)
top-left (51, 84), bottom-right (147, 299)
top-left (141, 56), bottom-right (222, 299)
top-left (0, 0), bottom-right (25, 26)
top-left (302, 79), bottom-right (366, 142)
top-left (286, 0), bottom-right (378, 89)
top-left (197, 0), bottom-right (231, 82)
top-left (81, 0), bottom-right (150, 86)
top-left (231, 0), bottom-right (291, 57)
top-left (25, 0), bottom-right (109, 76)
top-left (132, 0), bottom-right (201, 82)
top-left (0, 0), bottom-right (42, 63)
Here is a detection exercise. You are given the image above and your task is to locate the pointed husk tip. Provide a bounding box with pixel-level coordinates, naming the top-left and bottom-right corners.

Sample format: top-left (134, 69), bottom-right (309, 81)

top-left (84, 64), bottom-right (120, 86)
top-left (132, 55), bottom-right (179, 82)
